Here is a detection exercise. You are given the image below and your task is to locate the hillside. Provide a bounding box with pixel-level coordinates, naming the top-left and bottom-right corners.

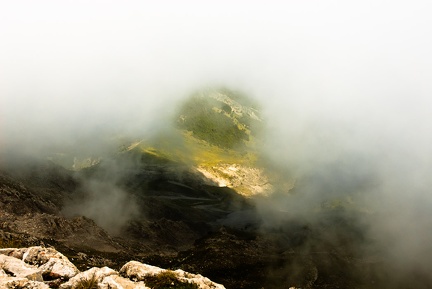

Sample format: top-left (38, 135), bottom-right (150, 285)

top-left (1, 88), bottom-right (429, 289)
top-left (176, 88), bottom-right (261, 150)
top-left (119, 88), bottom-right (285, 197)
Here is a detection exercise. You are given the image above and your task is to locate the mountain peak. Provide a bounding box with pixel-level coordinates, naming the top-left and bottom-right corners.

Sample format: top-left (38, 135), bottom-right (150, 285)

top-left (176, 88), bottom-right (262, 150)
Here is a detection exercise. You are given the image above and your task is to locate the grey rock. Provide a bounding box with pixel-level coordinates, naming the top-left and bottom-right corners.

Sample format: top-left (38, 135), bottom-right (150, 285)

top-left (99, 275), bottom-right (149, 289)
top-left (0, 254), bottom-right (43, 281)
top-left (173, 269), bottom-right (226, 289)
top-left (0, 247), bottom-right (27, 259)
top-left (120, 261), bottom-right (225, 289)
top-left (0, 276), bottom-right (49, 289)
top-left (23, 246), bottom-right (67, 265)
top-left (119, 261), bottom-right (163, 281)
top-left (59, 266), bottom-right (117, 289)
top-left (38, 256), bottom-right (79, 279)
top-left (0, 246), bottom-right (226, 289)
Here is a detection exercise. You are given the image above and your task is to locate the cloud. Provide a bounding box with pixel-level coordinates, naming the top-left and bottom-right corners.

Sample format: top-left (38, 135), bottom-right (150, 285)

top-left (62, 179), bottom-right (140, 235)
top-left (1, 0), bottom-right (432, 285)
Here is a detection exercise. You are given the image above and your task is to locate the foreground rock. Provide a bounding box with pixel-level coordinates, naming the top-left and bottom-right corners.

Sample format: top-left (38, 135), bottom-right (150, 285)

top-left (120, 261), bottom-right (225, 289)
top-left (0, 254), bottom-right (43, 281)
top-left (0, 276), bottom-right (49, 289)
top-left (0, 246), bottom-right (225, 289)
top-left (59, 266), bottom-right (118, 289)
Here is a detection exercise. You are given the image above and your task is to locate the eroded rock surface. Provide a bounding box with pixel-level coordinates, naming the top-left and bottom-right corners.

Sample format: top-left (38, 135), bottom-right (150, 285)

top-left (59, 266), bottom-right (117, 289)
top-left (120, 261), bottom-right (225, 289)
top-left (0, 246), bottom-right (225, 289)
top-left (0, 254), bottom-right (43, 281)
top-left (0, 276), bottom-right (49, 289)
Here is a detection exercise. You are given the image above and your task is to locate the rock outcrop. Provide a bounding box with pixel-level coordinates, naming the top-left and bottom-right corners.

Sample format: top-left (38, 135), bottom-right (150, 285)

top-left (0, 246), bottom-right (225, 289)
top-left (0, 254), bottom-right (43, 281)
top-left (120, 261), bottom-right (225, 289)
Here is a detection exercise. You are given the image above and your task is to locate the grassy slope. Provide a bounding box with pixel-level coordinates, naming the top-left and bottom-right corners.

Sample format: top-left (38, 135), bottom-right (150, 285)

top-left (126, 88), bottom-right (261, 168)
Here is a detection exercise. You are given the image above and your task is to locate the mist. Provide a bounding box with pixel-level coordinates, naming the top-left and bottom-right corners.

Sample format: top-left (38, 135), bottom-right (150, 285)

top-left (2, 0), bottom-right (432, 286)
top-left (62, 179), bottom-right (140, 235)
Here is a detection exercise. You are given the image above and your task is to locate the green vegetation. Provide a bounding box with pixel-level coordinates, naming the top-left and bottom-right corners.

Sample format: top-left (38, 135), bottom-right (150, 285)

top-left (144, 270), bottom-right (198, 289)
top-left (182, 131), bottom-right (257, 166)
top-left (117, 87), bottom-right (263, 173)
top-left (177, 94), bottom-right (249, 149)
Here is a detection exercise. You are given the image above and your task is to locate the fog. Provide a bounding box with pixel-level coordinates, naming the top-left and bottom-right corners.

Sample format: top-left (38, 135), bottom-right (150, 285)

top-left (2, 0), bottom-right (432, 286)
top-left (63, 179), bottom-right (140, 235)
top-left (2, 1), bottom-right (431, 151)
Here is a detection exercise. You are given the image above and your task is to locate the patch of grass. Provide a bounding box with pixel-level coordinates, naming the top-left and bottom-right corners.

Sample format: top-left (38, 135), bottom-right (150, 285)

top-left (144, 270), bottom-right (198, 289)
top-left (176, 94), bottom-right (249, 149)
top-left (183, 132), bottom-right (256, 166)
top-left (132, 131), bottom-right (257, 168)
top-left (121, 88), bottom-right (262, 169)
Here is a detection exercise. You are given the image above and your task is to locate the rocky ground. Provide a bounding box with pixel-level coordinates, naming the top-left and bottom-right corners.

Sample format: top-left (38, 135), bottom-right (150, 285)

top-left (1, 155), bottom-right (431, 289)
top-left (0, 245), bottom-right (225, 288)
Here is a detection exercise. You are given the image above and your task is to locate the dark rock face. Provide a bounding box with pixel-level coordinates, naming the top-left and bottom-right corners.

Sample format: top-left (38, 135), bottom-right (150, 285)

top-left (0, 164), bottom-right (121, 253)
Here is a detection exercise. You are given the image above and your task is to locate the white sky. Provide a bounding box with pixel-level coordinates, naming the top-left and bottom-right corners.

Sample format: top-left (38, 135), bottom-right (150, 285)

top-left (1, 0), bottom-right (431, 153)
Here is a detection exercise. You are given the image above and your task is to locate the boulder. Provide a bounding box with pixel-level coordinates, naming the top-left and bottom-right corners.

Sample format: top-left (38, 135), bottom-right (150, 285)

top-left (99, 275), bottom-right (149, 289)
top-left (0, 276), bottom-right (49, 289)
top-left (15, 246), bottom-right (79, 280)
top-left (119, 261), bottom-right (226, 289)
top-left (38, 257), bottom-right (79, 279)
top-left (0, 254), bottom-right (43, 281)
top-left (174, 269), bottom-right (226, 289)
top-left (119, 261), bottom-right (163, 281)
top-left (22, 246), bottom-right (67, 266)
top-left (0, 247), bottom-right (27, 259)
top-left (59, 266), bottom-right (117, 289)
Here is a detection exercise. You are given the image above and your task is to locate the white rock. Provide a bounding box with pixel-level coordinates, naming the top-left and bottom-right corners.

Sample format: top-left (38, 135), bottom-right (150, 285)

top-left (0, 254), bottom-right (43, 281)
top-left (0, 247), bottom-right (226, 289)
top-left (59, 266), bottom-right (117, 289)
top-left (0, 248), bottom-right (27, 259)
top-left (119, 261), bottom-right (164, 281)
top-left (0, 276), bottom-right (49, 289)
top-left (120, 261), bottom-right (225, 289)
top-left (38, 257), bottom-right (79, 279)
top-left (22, 246), bottom-right (67, 266)
top-left (174, 269), bottom-right (226, 289)
top-left (99, 275), bottom-right (150, 289)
